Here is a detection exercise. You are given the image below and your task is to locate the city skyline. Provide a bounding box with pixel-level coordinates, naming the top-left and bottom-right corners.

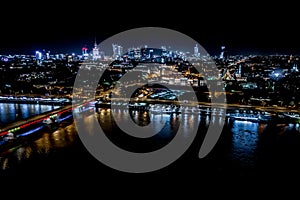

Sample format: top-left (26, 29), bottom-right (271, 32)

top-left (1, 25), bottom-right (300, 57)
top-left (1, 36), bottom-right (300, 58)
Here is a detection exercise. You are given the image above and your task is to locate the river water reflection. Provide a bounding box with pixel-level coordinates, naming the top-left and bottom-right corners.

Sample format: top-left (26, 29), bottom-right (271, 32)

top-left (1, 108), bottom-right (300, 182)
top-left (0, 103), bottom-right (60, 127)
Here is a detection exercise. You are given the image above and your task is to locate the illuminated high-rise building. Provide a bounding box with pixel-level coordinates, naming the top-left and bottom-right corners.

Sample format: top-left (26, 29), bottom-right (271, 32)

top-left (92, 38), bottom-right (100, 60)
top-left (35, 50), bottom-right (42, 65)
top-left (82, 47), bottom-right (88, 55)
top-left (219, 46), bottom-right (227, 60)
top-left (194, 44), bottom-right (199, 57)
top-left (236, 64), bottom-right (242, 77)
top-left (112, 43), bottom-right (123, 59)
top-left (117, 45), bottom-right (123, 57)
top-left (82, 46), bottom-right (89, 60)
top-left (112, 44), bottom-right (118, 58)
top-left (35, 51), bottom-right (42, 60)
top-left (46, 51), bottom-right (50, 60)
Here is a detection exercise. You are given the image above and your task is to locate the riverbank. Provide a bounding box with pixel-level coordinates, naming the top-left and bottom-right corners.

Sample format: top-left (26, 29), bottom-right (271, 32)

top-left (0, 95), bottom-right (71, 105)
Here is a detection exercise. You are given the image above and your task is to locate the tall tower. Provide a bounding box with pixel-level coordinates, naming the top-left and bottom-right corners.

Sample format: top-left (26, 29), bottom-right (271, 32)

top-left (194, 44), bottom-right (199, 57)
top-left (82, 46), bottom-right (89, 60)
top-left (112, 44), bottom-right (118, 59)
top-left (35, 50), bottom-right (42, 65)
top-left (219, 46), bottom-right (227, 61)
top-left (92, 38), bottom-right (100, 60)
top-left (117, 45), bottom-right (123, 57)
top-left (112, 44), bottom-right (123, 59)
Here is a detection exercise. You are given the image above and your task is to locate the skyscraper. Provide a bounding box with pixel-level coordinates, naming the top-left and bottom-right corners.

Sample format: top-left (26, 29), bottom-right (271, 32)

top-left (112, 44), bottom-right (123, 59)
top-left (219, 46), bottom-right (228, 60)
top-left (194, 44), bottom-right (199, 57)
top-left (92, 38), bottom-right (100, 60)
top-left (117, 45), bottom-right (123, 57)
top-left (112, 44), bottom-right (118, 59)
top-left (82, 46), bottom-right (89, 60)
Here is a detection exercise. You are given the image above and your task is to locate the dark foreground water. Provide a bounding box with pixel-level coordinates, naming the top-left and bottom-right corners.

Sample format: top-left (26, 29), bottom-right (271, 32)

top-left (1, 108), bottom-right (300, 195)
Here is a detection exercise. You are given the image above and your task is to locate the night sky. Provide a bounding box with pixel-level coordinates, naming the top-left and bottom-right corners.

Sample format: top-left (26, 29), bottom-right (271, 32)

top-left (1, 1), bottom-right (299, 56)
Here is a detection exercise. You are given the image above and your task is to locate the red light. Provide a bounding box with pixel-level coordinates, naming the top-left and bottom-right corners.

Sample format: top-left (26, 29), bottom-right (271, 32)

top-left (0, 131), bottom-right (8, 136)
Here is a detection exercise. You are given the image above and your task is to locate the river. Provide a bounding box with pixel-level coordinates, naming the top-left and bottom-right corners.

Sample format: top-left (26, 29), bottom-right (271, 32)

top-left (0, 103), bottom-right (61, 128)
top-left (1, 107), bottom-right (300, 194)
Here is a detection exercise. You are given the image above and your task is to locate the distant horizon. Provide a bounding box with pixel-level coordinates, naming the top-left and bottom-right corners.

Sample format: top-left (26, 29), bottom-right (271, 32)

top-left (1, 25), bottom-right (300, 57)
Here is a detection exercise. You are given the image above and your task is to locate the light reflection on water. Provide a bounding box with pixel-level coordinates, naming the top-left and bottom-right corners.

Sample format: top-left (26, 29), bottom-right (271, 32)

top-left (0, 103), bottom-right (61, 127)
top-left (0, 107), bottom-right (299, 176)
top-left (0, 123), bottom-right (77, 173)
top-left (230, 120), bottom-right (259, 166)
